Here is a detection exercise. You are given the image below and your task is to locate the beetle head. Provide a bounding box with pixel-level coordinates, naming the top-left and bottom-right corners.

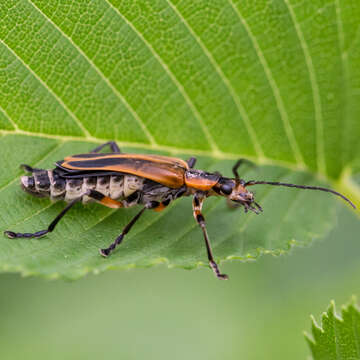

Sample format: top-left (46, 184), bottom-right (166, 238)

top-left (217, 178), bottom-right (262, 214)
top-left (216, 155), bottom-right (356, 212)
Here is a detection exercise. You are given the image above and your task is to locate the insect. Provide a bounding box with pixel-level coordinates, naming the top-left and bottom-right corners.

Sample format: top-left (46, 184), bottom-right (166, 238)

top-left (4, 141), bottom-right (356, 280)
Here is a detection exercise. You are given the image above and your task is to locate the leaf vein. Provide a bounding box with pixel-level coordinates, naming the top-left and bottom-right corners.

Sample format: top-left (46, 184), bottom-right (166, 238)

top-left (334, 0), bottom-right (351, 171)
top-left (166, 0), bottom-right (264, 158)
top-left (0, 38), bottom-right (90, 138)
top-left (0, 128), bottom-right (309, 172)
top-left (228, 0), bottom-right (305, 166)
top-left (0, 103), bottom-right (18, 131)
top-left (27, 0), bottom-right (156, 146)
top-left (104, 0), bottom-right (218, 153)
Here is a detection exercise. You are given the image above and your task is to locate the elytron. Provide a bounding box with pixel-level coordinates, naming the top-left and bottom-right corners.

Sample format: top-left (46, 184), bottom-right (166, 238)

top-left (4, 141), bottom-right (356, 280)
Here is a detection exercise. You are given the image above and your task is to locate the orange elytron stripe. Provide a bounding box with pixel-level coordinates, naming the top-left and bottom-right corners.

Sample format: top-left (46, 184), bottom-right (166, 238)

top-left (64, 153), bottom-right (189, 169)
top-left (61, 154), bottom-right (187, 188)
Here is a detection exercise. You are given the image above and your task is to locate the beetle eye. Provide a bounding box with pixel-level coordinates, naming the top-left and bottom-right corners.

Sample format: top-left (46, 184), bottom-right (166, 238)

top-left (220, 183), bottom-right (233, 195)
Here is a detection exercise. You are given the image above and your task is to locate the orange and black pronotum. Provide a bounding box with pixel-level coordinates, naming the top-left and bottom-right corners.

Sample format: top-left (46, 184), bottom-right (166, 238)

top-left (4, 142), bottom-right (356, 280)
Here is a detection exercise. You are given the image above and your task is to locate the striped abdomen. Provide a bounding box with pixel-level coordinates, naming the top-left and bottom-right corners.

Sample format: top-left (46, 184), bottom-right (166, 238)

top-left (21, 170), bottom-right (144, 204)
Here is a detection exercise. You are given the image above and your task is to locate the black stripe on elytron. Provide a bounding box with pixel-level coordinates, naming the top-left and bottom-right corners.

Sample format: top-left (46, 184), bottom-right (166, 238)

top-left (66, 157), bottom-right (146, 169)
top-left (70, 153), bottom-right (121, 159)
top-left (60, 171), bottom-right (124, 178)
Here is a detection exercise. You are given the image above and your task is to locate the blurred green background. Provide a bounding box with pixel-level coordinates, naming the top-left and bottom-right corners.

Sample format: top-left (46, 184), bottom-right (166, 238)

top-left (1, 203), bottom-right (359, 360)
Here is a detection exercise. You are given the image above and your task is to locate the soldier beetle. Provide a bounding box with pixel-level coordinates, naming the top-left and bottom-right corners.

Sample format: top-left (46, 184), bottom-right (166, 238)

top-left (4, 141), bottom-right (356, 280)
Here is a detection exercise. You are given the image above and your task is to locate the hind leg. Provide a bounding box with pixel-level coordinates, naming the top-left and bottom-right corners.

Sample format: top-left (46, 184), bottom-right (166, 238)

top-left (4, 190), bottom-right (124, 239)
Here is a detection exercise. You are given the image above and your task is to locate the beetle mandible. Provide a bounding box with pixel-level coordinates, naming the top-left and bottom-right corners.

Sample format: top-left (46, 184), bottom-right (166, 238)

top-left (4, 141), bottom-right (356, 280)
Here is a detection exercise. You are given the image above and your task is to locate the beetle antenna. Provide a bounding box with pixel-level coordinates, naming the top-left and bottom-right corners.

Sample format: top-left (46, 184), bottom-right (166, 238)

top-left (245, 180), bottom-right (356, 209)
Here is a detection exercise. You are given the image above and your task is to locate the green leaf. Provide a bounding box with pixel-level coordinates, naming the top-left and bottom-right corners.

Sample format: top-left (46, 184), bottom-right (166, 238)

top-left (306, 299), bottom-right (360, 360)
top-left (0, 0), bottom-right (359, 278)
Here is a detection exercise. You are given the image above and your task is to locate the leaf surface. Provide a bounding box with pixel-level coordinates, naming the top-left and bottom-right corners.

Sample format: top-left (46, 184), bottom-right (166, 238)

top-left (0, 0), bottom-right (359, 278)
top-left (306, 299), bottom-right (360, 360)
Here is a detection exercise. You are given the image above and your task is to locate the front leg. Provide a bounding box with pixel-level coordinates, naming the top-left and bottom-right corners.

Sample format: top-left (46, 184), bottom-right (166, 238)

top-left (193, 193), bottom-right (228, 280)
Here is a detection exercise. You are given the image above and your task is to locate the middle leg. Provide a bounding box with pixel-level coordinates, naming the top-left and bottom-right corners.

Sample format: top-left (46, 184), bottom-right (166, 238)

top-left (193, 193), bottom-right (228, 280)
top-left (99, 206), bottom-right (147, 257)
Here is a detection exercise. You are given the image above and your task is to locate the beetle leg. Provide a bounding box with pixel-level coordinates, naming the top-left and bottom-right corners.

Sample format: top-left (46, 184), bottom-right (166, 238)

top-left (187, 157), bottom-right (197, 169)
top-left (152, 199), bottom-right (171, 212)
top-left (232, 159), bottom-right (255, 181)
top-left (4, 196), bottom-right (84, 239)
top-left (4, 189), bottom-right (124, 240)
top-left (193, 193), bottom-right (228, 280)
top-left (87, 189), bottom-right (124, 209)
top-left (99, 206), bottom-right (147, 257)
top-left (90, 141), bottom-right (121, 153)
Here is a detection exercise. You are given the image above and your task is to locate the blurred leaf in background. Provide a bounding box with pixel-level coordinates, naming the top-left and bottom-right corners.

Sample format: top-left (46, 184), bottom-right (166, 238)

top-left (306, 298), bottom-right (360, 360)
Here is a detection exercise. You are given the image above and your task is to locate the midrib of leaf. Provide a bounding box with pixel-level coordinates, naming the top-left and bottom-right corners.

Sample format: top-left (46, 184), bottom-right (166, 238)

top-left (0, 127), bottom-right (304, 171)
top-left (1, 125), bottom-right (359, 212)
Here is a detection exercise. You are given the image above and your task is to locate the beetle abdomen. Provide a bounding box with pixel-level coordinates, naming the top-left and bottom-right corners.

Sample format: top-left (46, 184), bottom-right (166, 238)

top-left (58, 173), bottom-right (144, 203)
top-left (21, 170), bottom-right (51, 198)
top-left (21, 169), bottom-right (145, 204)
top-left (83, 174), bottom-right (144, 204)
